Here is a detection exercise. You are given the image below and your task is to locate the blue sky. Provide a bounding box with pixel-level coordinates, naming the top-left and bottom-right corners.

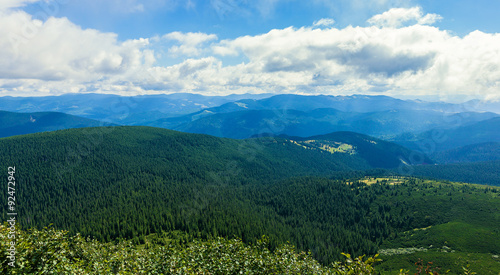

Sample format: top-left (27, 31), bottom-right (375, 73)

top-left (22, 0), bottom-right (500, 39)
top-left (1, 0), bottom-right (499, 102)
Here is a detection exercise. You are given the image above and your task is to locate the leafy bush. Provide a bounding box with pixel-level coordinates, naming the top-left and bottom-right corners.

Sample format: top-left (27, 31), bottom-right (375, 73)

top-left (1, 224), bottom-right (383, 274)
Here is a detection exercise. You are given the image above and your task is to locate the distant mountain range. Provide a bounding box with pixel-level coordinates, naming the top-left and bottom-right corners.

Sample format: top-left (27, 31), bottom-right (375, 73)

top-left (175, 94), bottom-right (493, 114)
top-left (392, 116), bottom-right (500, 152)
top-left (1, 93), bottom-right (497, 124)
top-left (431, 142), bottom-right (500, 164)
top-left (1, 93), bottom-right (498, 162)
top-left (0, 111), bottom-right (112, 138)
top-left (0, 93), bottom-right (273, 124)
top-left (143, 94), bottom-right (498, 122)
top-left (148, 107), bottom-right (497, 140)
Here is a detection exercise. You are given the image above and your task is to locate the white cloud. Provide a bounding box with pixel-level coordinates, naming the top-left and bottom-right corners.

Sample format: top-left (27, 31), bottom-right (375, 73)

top-left (163, 32), bottom-right (218, 57)
top-left (0, 9), bottom-right (152, 82)
top-left (313, 18), bottom-right (335, 28)
top-left (0, 0), bottom-right (40, 10)
top-left (185, 20), bottom-right (500, 100)
top-left (0, 6), bottom-right (499, 101)
top-left (367, 7), bottom-right (442, 27)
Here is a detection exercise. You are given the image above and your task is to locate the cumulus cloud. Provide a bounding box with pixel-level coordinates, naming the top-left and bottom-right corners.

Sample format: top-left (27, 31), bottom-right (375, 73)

top-left (0, 5), bottom-right (499, 101)
top-left (213, 25), bottom-right (436, 77)
top-left (0, 0), bottom-right (40, 10)
top-left (367, 7), bottom-right (442, 27)
top-left (0, 7), bottom-right (153, 93)
top-left (313, 18), bottom-right (335, 28)
top-left (163, 32), bottom-right (218, 57)
top-left (168, 20), bottom-right (500, 100)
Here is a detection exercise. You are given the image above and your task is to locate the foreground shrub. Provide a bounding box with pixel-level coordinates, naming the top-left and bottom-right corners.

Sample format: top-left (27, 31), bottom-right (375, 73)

top-left (1, 224), bottom-right (383, 274)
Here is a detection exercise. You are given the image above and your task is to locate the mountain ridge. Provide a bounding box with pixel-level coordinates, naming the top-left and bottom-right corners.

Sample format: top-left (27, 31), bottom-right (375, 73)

top-left (150, 107), bottom-right (498, 140)
top-left (0, 110), bottom-right (113, 138)
top-left (393, 116), bottom-right (500, 152)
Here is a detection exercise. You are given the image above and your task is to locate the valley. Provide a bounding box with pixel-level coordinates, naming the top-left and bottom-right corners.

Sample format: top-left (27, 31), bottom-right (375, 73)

top-left (0, 124), bottom-right (499, 273)
top-left (0, 94), bottom-right (499, 274)
top-left (2, 1), bottom-right (499, 273)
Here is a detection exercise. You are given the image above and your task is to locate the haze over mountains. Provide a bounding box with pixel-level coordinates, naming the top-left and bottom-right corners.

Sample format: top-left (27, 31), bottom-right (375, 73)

top-left (1, 126), bottom-right (499, 273)
top-left (154, 108), bottom-right (497, 140)
top-left (144, 94), bottom-right (498, 140)
top-left (2, 0), bottom-right (500, 272)
top-left (0, 93), bottom-right (498, 123)
top-left (393, 116), bottom-right (500, 152)
top-left (1, 93), bottom-right (498, 165)
top-left (0, 93), bottom-right (273, 124)
top-left (1, 94), bottom-right (499, 273)
top-left (0, 110), bottom-right (113, 138)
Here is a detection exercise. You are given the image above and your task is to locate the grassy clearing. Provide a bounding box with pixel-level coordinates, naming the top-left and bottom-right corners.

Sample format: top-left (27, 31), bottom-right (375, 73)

top-left (359, 176), bottom-right (405, 185)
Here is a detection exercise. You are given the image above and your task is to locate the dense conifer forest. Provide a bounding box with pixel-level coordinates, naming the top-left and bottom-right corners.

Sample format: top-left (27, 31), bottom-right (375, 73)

top-left (1, 126), bottom-right (499, 273)
top-left (410, 160), bottom-right (500, 186)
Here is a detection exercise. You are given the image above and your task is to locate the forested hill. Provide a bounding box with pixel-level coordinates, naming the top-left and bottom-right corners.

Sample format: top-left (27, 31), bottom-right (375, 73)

top-left (1, 126), bottom-right (499, 271)
top-left (285, 131), bottom-right (433, 168)
top-left (0, 126), bottom-right (365, 184)
top-left (0, 127), bottom-right (418, 251)
top-left (0, 126), bottom-right (420, 178)
top-left (0, 126), bottom-right (389, 262)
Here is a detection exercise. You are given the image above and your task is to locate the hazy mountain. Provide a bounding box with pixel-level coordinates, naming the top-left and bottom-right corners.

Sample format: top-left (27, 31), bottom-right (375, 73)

top-left (1, 93), bottom-right (494, 126)
top-left (431, 142), bottom-right (500, 164)
top-left (393, 116), bottom-right (500, 152)
top-left (463, 99), bottom-right (500, 114)
top-left (0, 111), bottom-right (112, 138)
top-left (0, 93), bottom-right (274, 124)
top-left (156, 94), bottom-right (463, 122)
top-left (2, 93), bottom-right (497, 147)
top-left (199, 94), bottom-right (464, 113)
top-left (149, 107), bottom-right (498, 139)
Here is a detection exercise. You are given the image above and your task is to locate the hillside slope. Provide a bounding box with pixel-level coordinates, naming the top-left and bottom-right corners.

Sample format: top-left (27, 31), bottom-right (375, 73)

top-left (409, 160), bottom-right (500, 186)
top-left (0, 127), bottom-right (419, 257)
top-left (0, 127), bottom-right (498, 270)
top-left (0, 127), bottom-right (418, 189)
top-left (284, 131), bottom-right (433, 168)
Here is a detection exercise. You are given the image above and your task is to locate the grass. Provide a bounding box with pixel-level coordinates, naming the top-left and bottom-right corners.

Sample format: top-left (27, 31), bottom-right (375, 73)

top-left (289, 139), bottom-right (357, 154)
top-left (359, 176), bottom-right (405, 185)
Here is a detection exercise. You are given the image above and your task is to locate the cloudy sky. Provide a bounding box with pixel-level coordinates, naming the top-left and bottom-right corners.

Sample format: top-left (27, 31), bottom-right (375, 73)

top-left (1, 0), bottom-right (499, 101)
